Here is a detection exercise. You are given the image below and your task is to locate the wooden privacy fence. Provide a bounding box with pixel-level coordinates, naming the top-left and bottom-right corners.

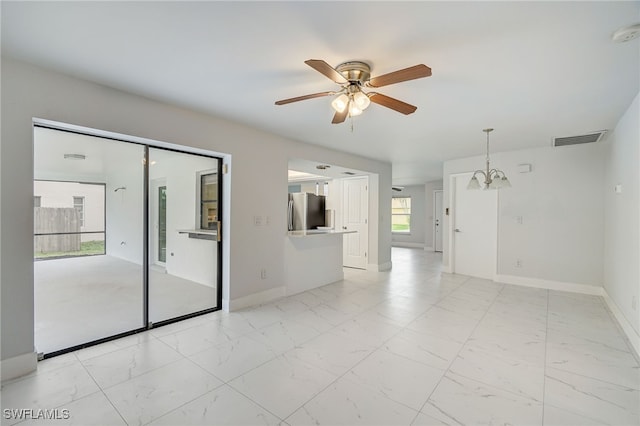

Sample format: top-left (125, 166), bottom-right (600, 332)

top-left (34, 207), bottom-right (80, 253)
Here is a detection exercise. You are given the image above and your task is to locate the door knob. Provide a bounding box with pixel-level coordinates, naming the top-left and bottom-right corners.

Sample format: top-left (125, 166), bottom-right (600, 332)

top-left (342, 226), bottom-right (347, 230)
top-left (454, 228), bottom-right (461, 232)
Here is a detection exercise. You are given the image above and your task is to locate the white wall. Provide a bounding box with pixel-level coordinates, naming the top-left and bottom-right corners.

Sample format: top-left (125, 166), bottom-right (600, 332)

top-left (603, 92), bottom-right (640, 338)
top-left (443, 142), bottom-right (605, 288)
top-left (392, 185), bottom-right (426, 248)
top-left (0, 58), bottom-right (392, 365)
top-left (424, 180), bottom-right (443, 250)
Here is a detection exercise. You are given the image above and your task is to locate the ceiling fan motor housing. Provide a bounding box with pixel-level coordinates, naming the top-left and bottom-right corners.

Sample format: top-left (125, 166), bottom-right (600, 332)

top-left (336, 61), bottom-right (371, 85)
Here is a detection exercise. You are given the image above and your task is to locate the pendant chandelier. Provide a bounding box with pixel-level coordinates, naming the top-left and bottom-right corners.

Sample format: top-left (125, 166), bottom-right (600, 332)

top-left (467, 128), bottom-right (511, 190)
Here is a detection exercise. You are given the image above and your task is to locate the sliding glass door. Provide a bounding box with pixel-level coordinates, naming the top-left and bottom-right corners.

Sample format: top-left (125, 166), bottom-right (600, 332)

top-left (148, 148), bottom-right (220, 325)
top-left (34, 127), bottom-right (145, 355)
top-left (34, 126), bottom-right (222, 357)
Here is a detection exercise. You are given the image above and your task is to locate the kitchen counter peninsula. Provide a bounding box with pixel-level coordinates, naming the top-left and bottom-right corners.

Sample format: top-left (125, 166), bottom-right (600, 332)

top-left (285, 229), bottom-right (357, 295)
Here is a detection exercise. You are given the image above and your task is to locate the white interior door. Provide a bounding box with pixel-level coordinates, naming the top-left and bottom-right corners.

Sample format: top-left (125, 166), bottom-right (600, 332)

top-left (452, 173), bottom-right (497, 279)
top-left (342, 176), bottom-right (368, 269)
top-left (434, 190), bottom-right (443, 252)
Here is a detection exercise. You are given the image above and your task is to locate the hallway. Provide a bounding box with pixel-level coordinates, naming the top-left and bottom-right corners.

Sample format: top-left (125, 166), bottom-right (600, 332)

top-left (2, 248), bottom-right (638, 425)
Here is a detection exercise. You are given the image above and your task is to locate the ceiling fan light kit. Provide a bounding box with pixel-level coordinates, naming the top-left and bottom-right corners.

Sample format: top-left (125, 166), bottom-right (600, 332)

top-left (275, 59), bottom-right (431, 124)
top-left (467, 128), bottom-right (511, 191)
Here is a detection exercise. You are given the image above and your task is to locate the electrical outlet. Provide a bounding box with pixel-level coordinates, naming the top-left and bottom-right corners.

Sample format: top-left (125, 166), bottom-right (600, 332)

top-left (515, 259), bottom-right (523, 268)
top-left (516, 216), bottom-right (523, 225)
top-left (632, 296), bottom-right (637, 311)
top-left (254, 216), bottom-right (262, 226)
top-left (260, 268), bottom-right (267, 279)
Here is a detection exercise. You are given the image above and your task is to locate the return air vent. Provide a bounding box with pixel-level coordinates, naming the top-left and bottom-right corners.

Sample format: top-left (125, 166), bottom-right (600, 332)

top-left (553, 131), bottom-right (607, 147)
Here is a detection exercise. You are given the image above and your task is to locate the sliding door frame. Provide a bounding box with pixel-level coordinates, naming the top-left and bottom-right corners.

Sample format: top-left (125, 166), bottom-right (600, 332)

top-left (34, 123), bottom-right (224, 359)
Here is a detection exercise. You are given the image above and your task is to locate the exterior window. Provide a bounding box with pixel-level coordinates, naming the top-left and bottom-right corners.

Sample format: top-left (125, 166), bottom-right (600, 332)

top-left (73, 196), bottom-right (85, 227)
top-left (199, 172), bottom-right (217, 230)
top-left (392, 197), bottom-right (411, 233)
top-left (34, 196), bottom-right (41, 208)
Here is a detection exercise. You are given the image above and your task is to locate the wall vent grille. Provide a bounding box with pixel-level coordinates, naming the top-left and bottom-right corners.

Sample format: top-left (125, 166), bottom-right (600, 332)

top-left (553, 131), bottom-right (607, 147)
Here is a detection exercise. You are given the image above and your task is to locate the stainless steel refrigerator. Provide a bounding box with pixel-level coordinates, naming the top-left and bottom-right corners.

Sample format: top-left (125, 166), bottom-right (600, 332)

top-left (288, 193), bottom-right (326, 231)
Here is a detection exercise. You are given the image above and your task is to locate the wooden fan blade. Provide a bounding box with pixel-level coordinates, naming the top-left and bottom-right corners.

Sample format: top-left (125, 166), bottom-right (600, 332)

top-left (305, 59), bottom-right (348, 84)
top-left (275, 91), bottom-right (334, 105)
top-left (332, 107), bottom-right (349, 124)
top-left (369, 93), bottom-right (417, 115)
top-left (367, 64), bottom-right (431, 88)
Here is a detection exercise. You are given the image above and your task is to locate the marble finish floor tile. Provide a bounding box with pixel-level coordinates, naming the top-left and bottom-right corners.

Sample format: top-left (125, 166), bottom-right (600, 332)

top-left (17, 391), bottom-right (127, 426)
top-left (410, 412), bottom-right (450, 426)
top-left (1, 363), bottom-right (100, 422)
top-left (546, 339), bottom-right (640, 390)
top-left (448, 345), bottom-right (545, 402)
top-left (103, 358), bottom-right (223, 426)
top-left (329, 315), bottom-right (402, 347)
top-left (478, 310), bottom-right (547, 340)
top-left (149, 384), bottom-right (281, 425)
top-left (544, 367), bottom-right (640, 425)
top-left (245, 318), bottom-right (322, 354)
top-left (228, 354), bottom-right (338, 419)
top-left (542, 404), bottom-right (609, 426)
top-left (406, 306), bottom-right (479, 344)
top-left (382, 328), bottom-right (463, 370)
top-left (285, 331), bottom-right (375, 376)
top-left (345, 349), bottom-right (445, 410)
top-left (421, 372), bottom-right (543, 425)
top-left (188, 335), bottom-right (278, 382)
top-left (157, 320), bottom-right (240, 356)
top-left (81, 338), bottom-right (183, 389)
top-left (6, 248), bottom-right (639, 426)
top-left (465, 326), bottom-right (546, 365)
top-left (286, 376), bottom-right (418, 425)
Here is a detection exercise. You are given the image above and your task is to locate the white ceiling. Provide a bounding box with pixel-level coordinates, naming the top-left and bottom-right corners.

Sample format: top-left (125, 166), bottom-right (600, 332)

top-left (3, 1), bottom-right (639, 184)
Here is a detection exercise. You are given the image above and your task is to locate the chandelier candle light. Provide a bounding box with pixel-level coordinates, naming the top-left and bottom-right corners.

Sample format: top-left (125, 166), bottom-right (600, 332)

top-left (467, 128), bottom-right (511, 190)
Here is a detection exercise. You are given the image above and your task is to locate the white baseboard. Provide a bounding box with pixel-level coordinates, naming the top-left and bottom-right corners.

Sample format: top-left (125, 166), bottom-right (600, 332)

top-left (224, 286), bottom-right (286, 311)
top-left (1, 352), bottom-right (37, 382)
top-left (494, 274), bottom-right (603, 295)
top-left (392, 242), bottom-right (425, 249)
top-left (602, 289), bottom-right (640, 358)
top-left (424, 246), bottom-right (434, 251)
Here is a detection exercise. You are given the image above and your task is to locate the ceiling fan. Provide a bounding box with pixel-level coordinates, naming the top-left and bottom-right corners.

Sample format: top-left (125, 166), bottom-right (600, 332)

top-left (275, 59), bottom-right (431, 124)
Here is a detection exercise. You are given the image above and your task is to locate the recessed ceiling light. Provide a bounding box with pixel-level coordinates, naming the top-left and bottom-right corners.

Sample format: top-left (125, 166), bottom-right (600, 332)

top-left (316, 164), bottom-right (331, 170)
top-left (612, 23), bottom-right (640, 43)
top-left (63, 153), bottom-right (86, 160)
top-left (342, 171), bottom-right (356, 175)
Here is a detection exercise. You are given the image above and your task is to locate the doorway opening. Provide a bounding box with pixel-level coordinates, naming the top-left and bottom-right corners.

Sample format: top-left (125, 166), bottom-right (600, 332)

top-left (33, 124), bottom-right (223, 357)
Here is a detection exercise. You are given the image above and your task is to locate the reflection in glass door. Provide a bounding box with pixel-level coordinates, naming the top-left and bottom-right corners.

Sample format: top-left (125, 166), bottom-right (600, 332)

top-left (158, 186), bottom-right (167, 263)
top-left (34, 126), bottom-right (145, 355)
top-left (34, 125), bottom-right (223, 358)
top-left (148, 148), bottom-right (220, 325)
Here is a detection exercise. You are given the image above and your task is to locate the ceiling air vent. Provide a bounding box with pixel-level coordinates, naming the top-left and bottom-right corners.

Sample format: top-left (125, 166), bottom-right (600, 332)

top-left (553, 131), bottom-right (607, 147)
